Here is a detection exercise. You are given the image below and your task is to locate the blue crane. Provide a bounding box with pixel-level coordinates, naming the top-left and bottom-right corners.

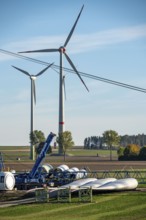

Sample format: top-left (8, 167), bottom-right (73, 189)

top-left (29, 132), bottom-right (56, 179)
top-left (15, 132), bottom-right (56, 189)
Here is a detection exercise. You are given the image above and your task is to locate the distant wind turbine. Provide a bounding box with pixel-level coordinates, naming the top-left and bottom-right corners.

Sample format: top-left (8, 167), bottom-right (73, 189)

top-left (12, 63), bottom-right (53, 160)
top-left (19, 5), bottom-right (89, 154)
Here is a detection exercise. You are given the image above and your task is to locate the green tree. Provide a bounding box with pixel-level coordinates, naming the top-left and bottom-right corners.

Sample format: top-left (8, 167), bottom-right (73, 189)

top-left (103, 130), bottom-right (120, 160)
top-left (36, 141), bottom-right (52, 155)
top-left (56, 131), bottom-right (74, 161)
top-left (30, 130), bottom-right (46, 145)
top-left (117, 146), bottom-right (125, 158)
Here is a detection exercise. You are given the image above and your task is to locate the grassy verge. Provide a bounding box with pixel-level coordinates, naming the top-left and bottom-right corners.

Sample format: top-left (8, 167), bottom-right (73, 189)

top-left (0, 191), bottom-right (146, 220)
top-left (0, 147), bottom-right (118, 161)
top-left (67, 149), bottom-right (117, 157)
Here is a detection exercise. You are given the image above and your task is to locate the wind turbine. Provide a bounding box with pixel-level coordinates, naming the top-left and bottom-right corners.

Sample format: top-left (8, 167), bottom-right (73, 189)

top-left (19, 5), bottom-right (89, 154)
top-left (12, 64), bottom-right (53, 160)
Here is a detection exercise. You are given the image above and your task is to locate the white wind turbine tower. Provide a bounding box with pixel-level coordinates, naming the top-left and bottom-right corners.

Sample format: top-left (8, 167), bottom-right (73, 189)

top-left (19, 5), bottom-right (89, 154)
top-left (12, 64), bottom-right (53, 160)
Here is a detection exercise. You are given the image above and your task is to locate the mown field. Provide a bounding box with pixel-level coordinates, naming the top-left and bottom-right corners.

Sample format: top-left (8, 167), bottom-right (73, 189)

top-left (0, 146), bottom-right (117, 161)
top-left (0, 191), bottom-right (146, 220)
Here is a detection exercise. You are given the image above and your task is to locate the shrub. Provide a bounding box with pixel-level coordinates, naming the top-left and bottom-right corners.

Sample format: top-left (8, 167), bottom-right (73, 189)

top-left (124, 144), bottom-right (140, 157)
top-left (139, 146), bottom-right (146, 160)
top-left (118, 144), bottom-right (140, 161)
top-left (117, 147), bottom-right (125, 157)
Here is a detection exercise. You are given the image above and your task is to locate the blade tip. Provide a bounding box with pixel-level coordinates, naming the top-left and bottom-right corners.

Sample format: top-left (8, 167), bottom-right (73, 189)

top-left (18, 51), bottom-right (30, 53)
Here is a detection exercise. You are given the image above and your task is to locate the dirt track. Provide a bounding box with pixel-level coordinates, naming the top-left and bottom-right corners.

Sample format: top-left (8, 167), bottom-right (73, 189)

top-left (5, 156), bottom-right (146, 171)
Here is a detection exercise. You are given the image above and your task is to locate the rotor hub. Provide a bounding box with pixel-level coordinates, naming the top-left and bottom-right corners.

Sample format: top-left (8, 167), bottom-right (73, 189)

top-left (60, 47), bottom-right (66, 53)
top-left (31, 75), bottom-right (36, 80)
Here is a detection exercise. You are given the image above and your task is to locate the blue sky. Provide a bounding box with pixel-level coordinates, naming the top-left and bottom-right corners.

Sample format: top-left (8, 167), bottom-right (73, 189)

top-left (0, 0), bottom-right (146, 145)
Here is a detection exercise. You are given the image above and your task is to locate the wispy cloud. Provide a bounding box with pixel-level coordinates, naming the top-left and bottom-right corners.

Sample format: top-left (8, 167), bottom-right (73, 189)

top-left (0, 24), bottom-right (146, 61)
top-left (70, 24), bottom-right (146, 53)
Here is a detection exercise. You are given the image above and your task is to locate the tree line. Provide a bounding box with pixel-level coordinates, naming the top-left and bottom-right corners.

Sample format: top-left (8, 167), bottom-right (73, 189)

top-left (84, 133), bottom-right (146, 149)
top-left (30, 129), bottom-right (146, 161)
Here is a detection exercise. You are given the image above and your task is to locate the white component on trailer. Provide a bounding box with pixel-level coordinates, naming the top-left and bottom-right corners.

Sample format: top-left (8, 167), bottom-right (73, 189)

top-left (40, 164), bottom-right (53, 173)
top-left (55, 164), bottom-right (69, 172)
top-left (10, 170), bottom-right (16, 174)
top-left (0, 172), bottom-right (15, 190)
top-left (68, 167), bottom-right (79, 173)
top-left (76, 169), bottom-right (88, 179)
top-left (65, 167), bottom-right (79, 178)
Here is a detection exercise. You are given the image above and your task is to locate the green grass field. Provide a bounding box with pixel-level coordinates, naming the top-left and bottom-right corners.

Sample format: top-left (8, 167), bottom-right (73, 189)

top-left (68, 149), bottom-right (117, 156)
top-left (0, 192), bottom-right (146, 220)
top-left (0, 146), bottom-right (117, 162)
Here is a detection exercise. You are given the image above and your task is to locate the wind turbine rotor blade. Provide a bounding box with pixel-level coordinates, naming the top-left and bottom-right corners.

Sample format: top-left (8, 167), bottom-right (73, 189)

top-left (36, 62), bottom-right (54, 77)
top-left (64, 52), bottom-right (89, 92)
top-left (12, 65), bottom-right (30, 76)
top-left (32, 79), bottom-right (36, 104)
top-left (63, 5), bottom-right (84, 48)
top-left (63, 76), bottom-right (67, 100)
top-left (19, 49), bottom-right (59, 53)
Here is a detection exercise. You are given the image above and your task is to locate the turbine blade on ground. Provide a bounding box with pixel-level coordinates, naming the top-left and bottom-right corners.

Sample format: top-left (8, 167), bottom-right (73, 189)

top-left (64, 5), bottom-right (84, 48)
top-left (64, 52), bottom-right (89, 92)
top-left (36, 62), bottom-right (54, 77)
top-left (12, 65), bottom-right (30, 76)
top-left (19, 49), bottom-right (59, 53)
